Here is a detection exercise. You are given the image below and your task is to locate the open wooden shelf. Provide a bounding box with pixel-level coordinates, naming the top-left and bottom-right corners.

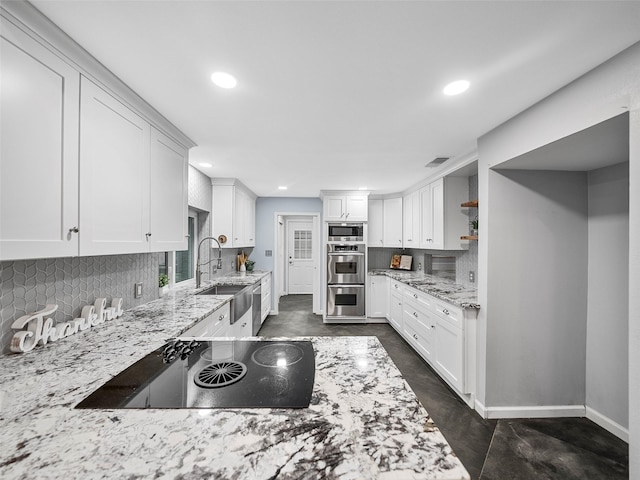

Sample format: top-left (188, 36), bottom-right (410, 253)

top-left (461, 200), bottom-right (478, 208)
top-left (460, 235), bottom-right (478, 240)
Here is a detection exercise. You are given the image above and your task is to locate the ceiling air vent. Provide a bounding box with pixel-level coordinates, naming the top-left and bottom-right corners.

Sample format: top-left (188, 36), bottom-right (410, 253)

top-left (425, 157), bottom-right (450, 168)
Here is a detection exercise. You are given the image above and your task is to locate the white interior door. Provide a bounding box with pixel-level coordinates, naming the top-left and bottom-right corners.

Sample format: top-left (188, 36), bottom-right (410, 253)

top-left (287, 220), bottom-right (314, 294)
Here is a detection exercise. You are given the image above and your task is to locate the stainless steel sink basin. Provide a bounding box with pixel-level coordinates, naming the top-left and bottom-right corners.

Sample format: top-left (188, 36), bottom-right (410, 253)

top-left (198, 285), bottom-right (248, 295)
top-left (197, 284), bottom-right (252, 324)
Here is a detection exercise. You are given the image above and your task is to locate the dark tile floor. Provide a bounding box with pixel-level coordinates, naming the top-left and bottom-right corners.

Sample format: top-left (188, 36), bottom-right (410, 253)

top-left (258, 294), bottom-right (629, 480)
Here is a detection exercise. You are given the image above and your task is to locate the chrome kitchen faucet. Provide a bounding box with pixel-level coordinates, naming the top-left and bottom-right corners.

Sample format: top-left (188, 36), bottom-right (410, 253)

top-left (195, 236), bottom-right (223, 288)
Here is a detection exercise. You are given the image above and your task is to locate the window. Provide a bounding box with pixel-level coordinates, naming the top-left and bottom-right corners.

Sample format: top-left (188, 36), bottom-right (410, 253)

top-left (159, 211), bottom-right (198, 287)
top-left (175, 217), bottom-right (195, 283)
top-left (294, 229), bottom-right (312, 260)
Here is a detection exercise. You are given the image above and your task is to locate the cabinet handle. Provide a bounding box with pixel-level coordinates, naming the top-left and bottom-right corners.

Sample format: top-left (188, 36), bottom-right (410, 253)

top-left (68, 226), bottom-right (79, 234)
top-left (345, 212), bottom-right (349, 219)
top-left (413, 334), bottom-right (418, 340)
top-left (219, 315), bottom-right (225, 321)
top-left (443, 309), bottom-right (450, 315)
top-left (146, 232), bottom-right (152, 240)
top-left (413, 312), bottom-right (418, 318)
top-left (413, 293), bottom-right (418, 299)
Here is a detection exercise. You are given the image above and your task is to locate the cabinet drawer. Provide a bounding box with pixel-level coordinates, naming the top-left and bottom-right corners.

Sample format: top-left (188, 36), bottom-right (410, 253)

top-left (432, 298), bottom-right (463, 328)
top-left (403, 314), bottom-right (435, 360)
top-left (389, 280), bottom-right (404, 294)
top-left (403, 286), bottom-right (433, 311)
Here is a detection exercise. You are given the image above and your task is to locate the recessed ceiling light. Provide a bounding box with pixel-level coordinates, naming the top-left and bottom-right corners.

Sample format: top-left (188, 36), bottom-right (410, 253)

top-left (199, 162), bottom-right (212, 168)
top-left (211, 72), bottom-right (237, 89)
top-left (443, 80), bottom-right (470, 96)
top-left (278, 186), bottom-right (287, 190)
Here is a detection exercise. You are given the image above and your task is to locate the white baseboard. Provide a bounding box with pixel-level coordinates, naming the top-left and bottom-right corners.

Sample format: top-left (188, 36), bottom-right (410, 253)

top-left (483, 404), bottom-right (585, 419)
top-left (475, 399), bottom-right (487, 418)
top-left (585, 406), bottom-right (629, 442)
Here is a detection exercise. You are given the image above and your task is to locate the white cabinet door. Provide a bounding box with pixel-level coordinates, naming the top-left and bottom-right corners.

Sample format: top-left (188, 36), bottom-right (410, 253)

top-left (0, 19), bottom-right (80, 260)
top-left (367, 275), bottom-right (388, 318)
top-left (323, 194), bottom-right (368, 221)
top-left (403, 191), bottom-right (420, 248)
top-left (79, 77), bottom-right (150, 256)
top-left (213, 183), bottom-right (255, 248)
top-left (435, 317), bottom-right (463, 391)
top-left (236, 188), bottom-right (256, 246)
top-left (323, 196), bottom-right (346, 221)
top-left (261, 273), bottom-right (272, 321)
top-left (149, 127), bottom-right (188, 252)
top-left (229, 310), bottom-right (252, 337)
top-left (383, 197), bottom-right (403, 247)
top-left (345, 195), bottom-right (368, 221)
top-left (368, 199), bottom-right (384, 247)
top-left (421, 177), bottom-right (468, 250)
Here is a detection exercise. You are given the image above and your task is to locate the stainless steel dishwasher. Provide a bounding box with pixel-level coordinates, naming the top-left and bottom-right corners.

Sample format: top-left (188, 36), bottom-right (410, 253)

top-left (252, 282), bottom-right (261, 335)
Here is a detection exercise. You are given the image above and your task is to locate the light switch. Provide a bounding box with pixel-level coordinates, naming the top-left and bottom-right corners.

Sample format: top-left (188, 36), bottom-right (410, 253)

top-left (135, 282), bottom-right (143, 298)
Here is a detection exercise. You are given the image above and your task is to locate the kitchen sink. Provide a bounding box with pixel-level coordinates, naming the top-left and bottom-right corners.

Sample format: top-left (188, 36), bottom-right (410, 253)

top-left (198, 284), bottom-right (249, 295)
top-left (197, 284), bottom-right (252, 324)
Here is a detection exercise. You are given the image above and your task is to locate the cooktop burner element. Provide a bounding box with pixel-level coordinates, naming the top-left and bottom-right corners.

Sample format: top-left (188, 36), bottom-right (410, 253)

top-left (75, 340), bottom-right (315, 409)
top-left (251, 343), bottom-right (304, 367)
top-left (194, 361), bottom-right (247, 388)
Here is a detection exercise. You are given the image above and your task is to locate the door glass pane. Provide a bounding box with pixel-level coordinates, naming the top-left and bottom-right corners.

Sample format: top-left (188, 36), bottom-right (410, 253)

top-left (175, 217), bottom-right (194, 283)
top-left (294, 229), bottom-right (312, 259)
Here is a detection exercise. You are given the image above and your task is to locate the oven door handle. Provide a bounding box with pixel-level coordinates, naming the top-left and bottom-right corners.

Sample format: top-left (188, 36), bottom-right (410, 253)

top-left (327, 252), bottom-right (365, 256)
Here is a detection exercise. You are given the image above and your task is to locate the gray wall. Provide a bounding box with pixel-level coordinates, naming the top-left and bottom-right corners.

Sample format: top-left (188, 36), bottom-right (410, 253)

top-left (586, 162), bottom-right (629, 428)
top-left (254, 197), bottom-right (323, 273)
top-left (486, 169), bottom-right (588, 407)
top-left (477, 42), bottom-right (638, 460)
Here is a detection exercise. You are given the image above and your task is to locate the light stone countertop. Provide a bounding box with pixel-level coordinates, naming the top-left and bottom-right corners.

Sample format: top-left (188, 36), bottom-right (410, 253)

top-left (0, 270), bottom-right (469, 480)
top-left (369, 269), bottom-right (480, 309)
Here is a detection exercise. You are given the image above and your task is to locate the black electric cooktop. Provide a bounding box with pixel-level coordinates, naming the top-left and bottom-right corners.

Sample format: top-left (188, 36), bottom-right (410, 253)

top-left (76, 340), bottom-right (316, 409)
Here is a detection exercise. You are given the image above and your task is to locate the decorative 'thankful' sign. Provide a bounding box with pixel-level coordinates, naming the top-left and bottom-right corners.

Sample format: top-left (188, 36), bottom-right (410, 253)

top-left (10, 298), bottom-right (124, 353)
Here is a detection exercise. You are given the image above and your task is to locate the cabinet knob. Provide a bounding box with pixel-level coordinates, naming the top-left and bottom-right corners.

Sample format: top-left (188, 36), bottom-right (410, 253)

top-left (413, 334), bottom-right (418, 340)
top-left (443, 309), bottom-right (450, 315)
top-left (219, 315), bottom-right (224, 321)
top-left (413, 293), bottom-right (418, 299)
top-left (68, 226), bottom-right (79, 234)
top-left (146, 232), bottom-right (152, 239)
top-left (413, 312), bottom-right (418, 318)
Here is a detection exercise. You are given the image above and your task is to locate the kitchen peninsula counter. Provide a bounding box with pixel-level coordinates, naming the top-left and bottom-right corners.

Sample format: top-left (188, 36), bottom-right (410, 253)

top-left (369, 269), bottom-right (480, 309)
top-left (0, 273), bottom-right (469, 480)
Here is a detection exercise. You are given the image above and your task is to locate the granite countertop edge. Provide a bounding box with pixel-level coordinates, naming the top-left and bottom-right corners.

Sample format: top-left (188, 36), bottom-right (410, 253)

top-left (369, 269), bottom-right (480, 309)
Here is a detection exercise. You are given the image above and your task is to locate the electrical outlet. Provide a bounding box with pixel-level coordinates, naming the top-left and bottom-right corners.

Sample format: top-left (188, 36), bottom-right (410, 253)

top-left (468, 271), bottom-right (475, 283)
top-left (418, 263), bottom-right (422, 271)
top-left (134, 282), bottom-right (143, 298)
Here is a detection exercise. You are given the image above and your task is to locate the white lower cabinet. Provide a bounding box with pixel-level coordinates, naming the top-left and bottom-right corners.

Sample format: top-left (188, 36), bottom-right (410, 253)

top-left (386, 280), bottom-right (477, 406)
top-left (261, 273), bottom-right (272, 322)
top-left (229, 309), bottom-right (252, 337)
top-left (181, 302), bottom-right (230, 338)
top-left (388, 280), bottom-right (404, 331)
top-left (367, 275), bottom-right (388, 318)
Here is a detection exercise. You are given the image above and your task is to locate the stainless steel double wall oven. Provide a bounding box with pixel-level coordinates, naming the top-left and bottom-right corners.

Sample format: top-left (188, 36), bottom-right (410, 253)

top-left (326, 242), bottom-right (366, 319)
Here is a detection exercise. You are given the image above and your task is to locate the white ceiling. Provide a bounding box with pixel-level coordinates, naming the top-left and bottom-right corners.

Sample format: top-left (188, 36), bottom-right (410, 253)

top-left (31, 0), bottom-right (640, 197)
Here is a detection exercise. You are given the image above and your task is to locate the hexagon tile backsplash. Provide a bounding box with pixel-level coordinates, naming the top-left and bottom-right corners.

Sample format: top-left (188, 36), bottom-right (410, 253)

top-left (0, 253), bottom-right (160, 355)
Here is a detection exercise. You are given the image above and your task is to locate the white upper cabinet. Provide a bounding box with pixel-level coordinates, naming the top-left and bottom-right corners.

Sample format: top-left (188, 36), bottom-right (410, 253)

top-left (149, 127), bottom-right (188, 252)
top-left (403, 191), bottom-right (420, 248)
top-left (0, 4), bottom-right (194, 261)
top-left (212, 179), bottom-right (256, 248)
top-left (322, 193), bottom-right (368, 222)
top-left (367, 199), bottom-right (384, 246)
top-left (0, 17), bottom-right (80, 261)
top-left (79, 77), bottom-right (151, 256)
top-left (420, 177), bottom-right (468, 250)
top-left (383, 197), bottom-right (403, 247)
